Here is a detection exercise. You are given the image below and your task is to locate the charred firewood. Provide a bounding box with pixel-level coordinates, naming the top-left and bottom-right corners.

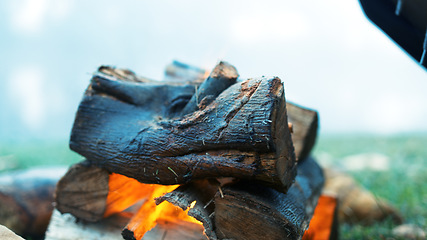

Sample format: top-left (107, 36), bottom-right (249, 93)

top-left (214, 157), bottom-right (324, 240)
top-left (70, 62), bottom-right (297, 192)
top-left (286, 102), bottom-right (319, 162)
top-left (55, 162), bottom-right (109, 222)
top-left (154, 180), bottom-right (218, 240)
top-left (55, 161), bottom-right (157, 222)
top-left (181, 61), bottom-right (238, 114)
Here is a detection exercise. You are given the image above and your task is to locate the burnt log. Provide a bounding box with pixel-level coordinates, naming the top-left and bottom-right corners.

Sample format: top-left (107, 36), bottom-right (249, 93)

top-left (55, 162), bottom-right (110, 222)
top-left (154, 180), bottom-right (218, 240)
top-left (181, 61), bottom-right (238, 114)
top-left (286, 102), bottom-right (318, 162)
top-left (214, 157), bottom-right (324, 240)
top-left (55, 161), bottom-right (156, 222)
top-left (0, 167), bottom-right (66, 239)
top-left (70, 64), bottom-right (296, 192)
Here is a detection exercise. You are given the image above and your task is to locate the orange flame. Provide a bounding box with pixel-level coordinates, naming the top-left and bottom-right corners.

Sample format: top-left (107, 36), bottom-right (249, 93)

top-left (103, 173), bottom-right (202, 240)
top-left (126, 185), bottom-right (203, 240)
top-left (104, 173), bottom-right (161, 217)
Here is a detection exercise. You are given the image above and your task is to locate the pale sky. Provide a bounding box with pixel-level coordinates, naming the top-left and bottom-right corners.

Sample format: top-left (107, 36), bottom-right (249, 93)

top-left (0, 0), bottom-right (426, 140)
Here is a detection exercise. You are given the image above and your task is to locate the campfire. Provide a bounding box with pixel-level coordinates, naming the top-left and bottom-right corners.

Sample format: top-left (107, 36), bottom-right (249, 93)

top-left (49, 61), bottom-right (328, 240)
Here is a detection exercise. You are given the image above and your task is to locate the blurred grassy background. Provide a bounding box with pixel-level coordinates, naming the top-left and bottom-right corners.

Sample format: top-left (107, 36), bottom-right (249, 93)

top-left (0, 134), bottom-right (426, 239)
top-left (313, 134), bottom-right (427, 239)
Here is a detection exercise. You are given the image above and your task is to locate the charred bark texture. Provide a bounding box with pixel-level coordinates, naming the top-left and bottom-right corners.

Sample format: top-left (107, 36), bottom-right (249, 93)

top-left (70, 63), bottom-right (296, 192)
top-left (155, 180), bottom-right (218, 240)
top-left (286, 102), bottom-right (318, 162)
top-left (214, 157), bottom-right (324, 240)
top-left (181, 61), bottom-right (238, 114)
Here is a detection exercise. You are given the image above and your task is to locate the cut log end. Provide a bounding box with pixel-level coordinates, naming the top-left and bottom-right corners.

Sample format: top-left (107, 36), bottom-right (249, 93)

top-left (55, 163), bottom-right (109, 222)
top-left (214, 157), bottom-right (324, 240)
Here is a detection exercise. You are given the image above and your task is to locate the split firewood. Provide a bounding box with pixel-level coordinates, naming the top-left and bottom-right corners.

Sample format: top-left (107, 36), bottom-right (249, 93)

top-left (154, 180), bottom-right (218, 240)
top-left (322, 168), bottom-right (403, 225)
top-left (98, 66), bottom-right (151, 83)
top-left (55, 162), bottom-right (109, 222)
top-left (0, 167), bottom-right (66, 239)
top-left (181, 61), bottom-right (238, 114)
top-left (214, 156), bottom-right (324, 240)
top-left (286, 102), bottom-right (318, 162)
top-left (55, 161), bottom-right (163, 222)
top-left (70, 63), bottom-right (297, 192)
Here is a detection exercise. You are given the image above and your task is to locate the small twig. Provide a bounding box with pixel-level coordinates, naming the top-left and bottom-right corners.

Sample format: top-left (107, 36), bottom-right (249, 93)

top-left (204, 198), bottom-right (214, 209)
top-left (218, 186), bottom-right (224, 198)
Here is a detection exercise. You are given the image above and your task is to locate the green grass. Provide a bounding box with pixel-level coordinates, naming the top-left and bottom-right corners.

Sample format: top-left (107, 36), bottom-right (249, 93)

top-left (0, 135), bottom-right (425, 239)
top-left (313, 134), bottom-right (427, 239)
top-left (0, 140), bottom-right (81, 172)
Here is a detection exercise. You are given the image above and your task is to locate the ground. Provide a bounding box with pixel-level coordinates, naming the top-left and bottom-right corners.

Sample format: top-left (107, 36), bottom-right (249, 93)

top-left (0, 134), bottom-right (426, 239)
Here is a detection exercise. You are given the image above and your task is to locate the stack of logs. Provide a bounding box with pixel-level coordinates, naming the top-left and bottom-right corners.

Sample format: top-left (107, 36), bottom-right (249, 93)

top-left (48, 61), bottom-right (323, 240)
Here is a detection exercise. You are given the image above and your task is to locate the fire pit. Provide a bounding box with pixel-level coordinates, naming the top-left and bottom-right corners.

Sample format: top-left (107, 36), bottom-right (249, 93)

top-left (46, 61), bottom-right (325, 240)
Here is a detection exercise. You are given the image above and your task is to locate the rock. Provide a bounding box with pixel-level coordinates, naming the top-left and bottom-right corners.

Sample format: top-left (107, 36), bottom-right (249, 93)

top-left (392, 224), bottom-right (426, 240)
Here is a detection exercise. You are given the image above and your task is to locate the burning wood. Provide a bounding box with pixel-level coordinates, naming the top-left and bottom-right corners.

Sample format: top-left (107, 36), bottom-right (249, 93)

top-left (286, 102), bottom-right (318, 162)
top-left (49, 61), bottom-right (327, 240)
top-left (70, 62), bottom-right (297, 192)
top-left (214, 157), bottom-right (323, 240)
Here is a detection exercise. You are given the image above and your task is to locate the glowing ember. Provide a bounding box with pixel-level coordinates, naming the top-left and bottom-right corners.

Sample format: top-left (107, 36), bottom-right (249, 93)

top-left (104, 173), bottom-right (166, 217)
top-left (103, 173), bottom-right (203, 240)
top-left (125, 186), bottom-right (203, 240)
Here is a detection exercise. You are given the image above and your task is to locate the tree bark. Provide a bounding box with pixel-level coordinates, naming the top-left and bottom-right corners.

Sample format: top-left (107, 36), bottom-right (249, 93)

top-left (0, 167), bottom-right (66, 239)
top-left (286, 102), bottom-right (318, 162)
top-left (214, 157), bottom-right (324, 240)
top-left (70, 68), bottom-right (296, 192)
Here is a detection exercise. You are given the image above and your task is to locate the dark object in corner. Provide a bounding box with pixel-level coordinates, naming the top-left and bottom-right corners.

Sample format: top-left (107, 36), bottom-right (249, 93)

top-left (359, 0), bottom-right (427, 69)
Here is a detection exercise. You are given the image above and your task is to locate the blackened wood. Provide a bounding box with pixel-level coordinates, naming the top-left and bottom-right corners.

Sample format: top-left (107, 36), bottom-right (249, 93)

top-left (155, 180), bottom-right (218, 240)
top-left (55, 161), bottom-right (155, 223)
top-left (70, 73), bottom-right (296, 192)
top-left (98, 66), bottom-right (151, 83)
top-left (214, 157), bottom-right (324, 240)
top-left (0, 167), bottom-right (66, 239)
top-left (55, 162), bottom-right (110, 222)
top-left (181, 61), bottom-right (238, 115)
top-left (286, 102), bottom-right (319, 162)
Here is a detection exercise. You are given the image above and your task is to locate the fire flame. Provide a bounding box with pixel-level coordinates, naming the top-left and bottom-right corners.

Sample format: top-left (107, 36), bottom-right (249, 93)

top-left (104, 173), bottom-right (203, 240)
top-left (127, 186), bottom-right (203, 240)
